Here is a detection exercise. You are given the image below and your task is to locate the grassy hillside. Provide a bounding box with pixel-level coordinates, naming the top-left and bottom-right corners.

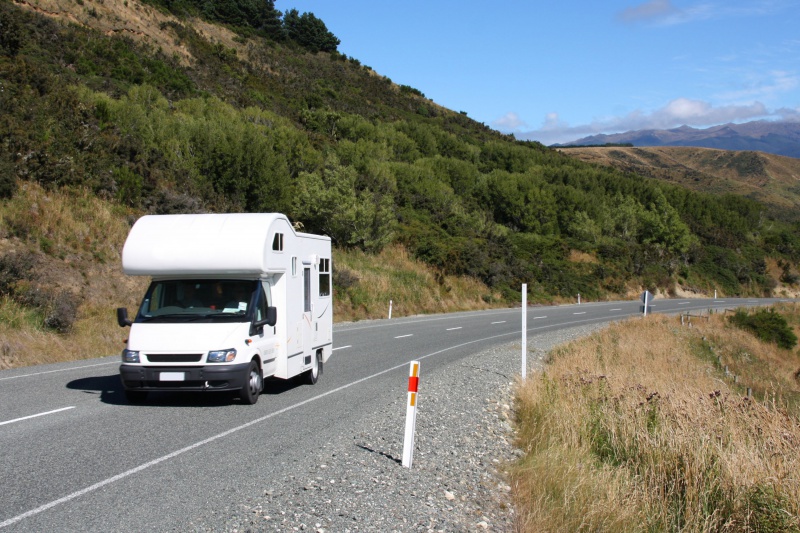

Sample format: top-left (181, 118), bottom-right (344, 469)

top-left (558, 146), bottom-right (800, 222)
top-left (1, 0), bottom-right (799, 368)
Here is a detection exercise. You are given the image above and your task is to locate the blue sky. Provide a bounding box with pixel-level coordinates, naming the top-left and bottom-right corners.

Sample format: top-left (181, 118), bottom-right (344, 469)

top-left (282, 1), bottom-right (800, 145)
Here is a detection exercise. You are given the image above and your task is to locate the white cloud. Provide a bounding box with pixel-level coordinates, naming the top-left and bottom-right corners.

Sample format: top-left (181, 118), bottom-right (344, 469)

top-left (617, 0), bottom-right (679, 23)
top-left (508, 98), bottom-right (776, 145)
top-left (716, 70), bottom-right (800, 101)
top-left (492, 112), bottom-right (527, 130)
top-left (616, 1), bottom-right (771, 26)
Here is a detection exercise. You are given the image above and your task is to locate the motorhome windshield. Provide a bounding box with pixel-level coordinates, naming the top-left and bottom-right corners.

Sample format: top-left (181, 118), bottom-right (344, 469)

top-left (136, 280), bottom-right (257, 322)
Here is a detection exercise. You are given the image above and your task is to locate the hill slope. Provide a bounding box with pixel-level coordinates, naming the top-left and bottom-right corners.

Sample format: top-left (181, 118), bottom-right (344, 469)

top-left (1, 0), bottom-right (799, 368)
top-left (558, 146), bottom-right (800, 221)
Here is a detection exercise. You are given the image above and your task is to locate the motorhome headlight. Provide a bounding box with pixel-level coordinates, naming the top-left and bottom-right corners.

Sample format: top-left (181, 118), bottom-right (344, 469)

top-left (207, 348), bottom-right (237, 363)
top-left (122, 349), bottom-right (140, 363)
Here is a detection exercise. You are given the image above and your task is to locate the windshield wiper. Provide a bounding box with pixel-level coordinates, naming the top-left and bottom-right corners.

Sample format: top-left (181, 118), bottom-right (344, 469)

top-left (139, 313), bottom-right (211, 321)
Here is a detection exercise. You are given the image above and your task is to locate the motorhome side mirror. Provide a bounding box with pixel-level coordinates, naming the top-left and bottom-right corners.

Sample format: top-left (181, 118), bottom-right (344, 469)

top-left (117, 307), bottom-right (132, 327)
top-left (265, 306), bottom-right (277, 327)
top-left (251, 306), bottom-right (278, 334)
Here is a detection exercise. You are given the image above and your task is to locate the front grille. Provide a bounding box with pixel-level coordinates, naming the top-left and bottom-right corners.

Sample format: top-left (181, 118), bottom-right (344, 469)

top-left (146, 353), bottom-right (203, 363)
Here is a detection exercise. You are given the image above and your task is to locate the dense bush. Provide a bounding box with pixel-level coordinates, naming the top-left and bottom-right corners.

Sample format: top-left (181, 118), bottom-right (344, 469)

top-left (729, 308), bottom-right (798, 350)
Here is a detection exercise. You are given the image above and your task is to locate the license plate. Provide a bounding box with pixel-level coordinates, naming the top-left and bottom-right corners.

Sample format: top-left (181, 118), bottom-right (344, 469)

top-left (160, 372), bottom-right (185, 381)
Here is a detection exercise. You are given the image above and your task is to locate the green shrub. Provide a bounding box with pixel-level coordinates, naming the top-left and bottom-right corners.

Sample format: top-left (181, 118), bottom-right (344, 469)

top-left (0, 251), bottom-right (37, 296)
top-left (729, 308), bottom-right (798, 350)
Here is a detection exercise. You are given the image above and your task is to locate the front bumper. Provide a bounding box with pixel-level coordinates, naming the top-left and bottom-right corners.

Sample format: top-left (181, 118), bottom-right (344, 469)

top-left (120, 362), bottom-right (250, 392)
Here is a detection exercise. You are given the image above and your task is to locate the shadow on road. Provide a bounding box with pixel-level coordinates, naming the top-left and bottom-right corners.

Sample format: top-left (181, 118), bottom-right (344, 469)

top-left (66, 374), bottom-right (308, 407)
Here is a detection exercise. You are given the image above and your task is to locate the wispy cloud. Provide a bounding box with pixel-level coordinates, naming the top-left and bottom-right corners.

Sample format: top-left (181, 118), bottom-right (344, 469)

top-left (617, 0), bottom-right (792, 26)
top-left (492, 112), bottom-right (527, 130)
top-left (508, 98), bottom-right (784, 145)
top-left (617, 0), bottom-right (680, 23)
top-left (716, 70), bottom-right (800, 102)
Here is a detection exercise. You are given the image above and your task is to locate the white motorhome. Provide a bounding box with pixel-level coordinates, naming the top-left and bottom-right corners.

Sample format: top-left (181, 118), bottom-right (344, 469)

top-left (116, 213), bottom-right (332, 404)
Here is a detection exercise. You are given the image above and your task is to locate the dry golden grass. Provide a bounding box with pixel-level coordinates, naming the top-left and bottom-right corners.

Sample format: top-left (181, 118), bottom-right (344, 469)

top-left (0, 182), bottom-right (131, 262)
top-left (0, 298), bottom-right (127, 369)
top-left (16, 0), bottom-right (249, 66)
top-left (0, 183), bottom-right (146, 368)
top-left (511, 310), bottom-right (800, 532)
top-left (568, 249), bottom-right (598, 264)
top-left (333, 244), bottom-right (503, 321)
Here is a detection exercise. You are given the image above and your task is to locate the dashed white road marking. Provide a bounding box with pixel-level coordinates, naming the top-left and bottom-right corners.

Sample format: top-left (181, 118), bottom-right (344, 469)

top-left (0, 406), bottom-right (75, 427)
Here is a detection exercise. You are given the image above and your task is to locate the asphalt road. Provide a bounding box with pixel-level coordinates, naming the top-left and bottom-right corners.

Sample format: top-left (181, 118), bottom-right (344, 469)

top-left (0, 296), bottom-right (790, 531)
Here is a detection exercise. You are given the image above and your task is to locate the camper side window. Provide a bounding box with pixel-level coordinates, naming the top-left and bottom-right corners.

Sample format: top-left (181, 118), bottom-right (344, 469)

top-left (272, 233), bottom-right (284, 252)
top-left (319, 258), bottom-right (330, 297)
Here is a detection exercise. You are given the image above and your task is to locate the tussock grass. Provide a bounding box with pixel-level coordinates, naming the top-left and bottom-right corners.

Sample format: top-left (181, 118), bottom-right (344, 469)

top-left (333, 244), bottom-right (502, 321)
top-left (1, 182), bottom-right (132, 262)
top-left (511, 308), bottom-right (800, 532)
top-left (0, 183), bottom-right (140, 368)
top-left (0, 298), bottom-right (127, 369)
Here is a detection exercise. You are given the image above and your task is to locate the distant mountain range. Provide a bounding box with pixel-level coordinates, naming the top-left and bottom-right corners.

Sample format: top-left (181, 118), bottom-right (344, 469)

top-left (555, 121), bottom-right (800, 158)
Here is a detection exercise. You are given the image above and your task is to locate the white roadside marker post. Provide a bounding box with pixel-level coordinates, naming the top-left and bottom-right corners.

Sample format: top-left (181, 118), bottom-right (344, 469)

top-left (389, 299), bottom-right (393, 319)
top-left (522, 284), bottom-right (527, 380)
top-left (402, 361), bottom-right (420, 468)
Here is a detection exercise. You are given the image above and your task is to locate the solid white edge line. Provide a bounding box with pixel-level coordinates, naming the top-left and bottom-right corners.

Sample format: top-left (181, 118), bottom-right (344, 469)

top-left (0, 362), bottom-right (117, 381)
top-left (332, 345), bottom-right (352, 351)
top-left (0, 407), bottom-right (75, 427)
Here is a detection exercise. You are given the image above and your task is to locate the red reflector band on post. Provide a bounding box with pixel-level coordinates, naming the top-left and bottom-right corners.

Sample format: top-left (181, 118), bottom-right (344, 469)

top-left (408, 376), bottom-right (419, 393)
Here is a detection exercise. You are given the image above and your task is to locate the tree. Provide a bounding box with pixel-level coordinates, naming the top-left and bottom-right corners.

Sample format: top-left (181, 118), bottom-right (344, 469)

top-left (157, 0), bottom-right (282, 35)
top-left (283, 9), bottom-right (340, 53)
top-left (292, 155), bottom-right (395, 252)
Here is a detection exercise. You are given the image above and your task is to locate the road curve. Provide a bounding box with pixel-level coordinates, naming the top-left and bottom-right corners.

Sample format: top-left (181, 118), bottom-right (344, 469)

top-left (0, 297), bottom-right (790, 531)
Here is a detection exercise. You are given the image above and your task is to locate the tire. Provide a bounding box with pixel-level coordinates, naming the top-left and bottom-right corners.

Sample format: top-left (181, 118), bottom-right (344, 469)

top-left (239, 360), bottom-right (262, 404)
top-left (124, 389), bottom-right (148, 404)
top-left (304, 351), bottom-right (321, 385)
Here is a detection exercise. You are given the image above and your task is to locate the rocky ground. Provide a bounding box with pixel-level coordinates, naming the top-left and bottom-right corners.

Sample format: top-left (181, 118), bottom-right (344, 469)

top-left (207, 323), bottom-right (607, 532)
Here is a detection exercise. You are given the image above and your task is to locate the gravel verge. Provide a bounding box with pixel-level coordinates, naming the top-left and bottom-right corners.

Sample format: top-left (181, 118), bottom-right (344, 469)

top-left (222, 323), bottom-right (608, 532)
